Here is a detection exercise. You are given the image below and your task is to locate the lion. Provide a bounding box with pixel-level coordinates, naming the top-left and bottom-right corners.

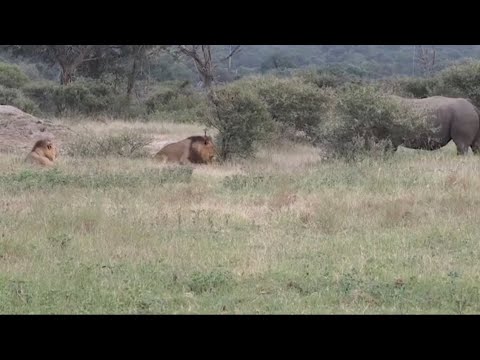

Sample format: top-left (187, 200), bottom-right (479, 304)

top-left (154, 132), bottom-right (217, 165)
top-left (25, 139), bottom-right (59, 167)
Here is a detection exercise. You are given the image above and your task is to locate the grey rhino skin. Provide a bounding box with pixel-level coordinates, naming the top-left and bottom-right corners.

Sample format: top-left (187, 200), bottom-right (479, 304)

top-left (391, 95), bottom-right (480, 155)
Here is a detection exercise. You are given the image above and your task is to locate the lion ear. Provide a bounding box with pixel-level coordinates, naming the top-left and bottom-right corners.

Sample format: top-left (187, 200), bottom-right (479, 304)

top-left (47, 144), bottom-right (52, 150)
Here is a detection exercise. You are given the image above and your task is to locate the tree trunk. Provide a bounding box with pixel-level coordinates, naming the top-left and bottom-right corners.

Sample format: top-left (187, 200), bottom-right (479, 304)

top-left (60, 64), bottom-right (75, 85)
top-left (126, 46), bottom-right (145, 100)
top-left (50, 45), bottom-right (95, 86)
top-left (202, 73), bottom-right (214, 88)
top-left (126, 55), bottom-right (138, 99)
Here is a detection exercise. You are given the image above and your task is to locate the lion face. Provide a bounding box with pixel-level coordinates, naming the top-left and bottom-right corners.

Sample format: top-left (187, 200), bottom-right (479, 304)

top-left (31, 139), bottom-right (58, 162)
top-left (201, 136), bottom-right (217, 162)
top-left (43, 141), bottom-right (58, 161)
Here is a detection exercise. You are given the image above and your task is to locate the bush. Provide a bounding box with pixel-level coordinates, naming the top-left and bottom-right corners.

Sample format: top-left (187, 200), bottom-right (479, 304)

top-left (0, 85), bottom-right (39, 114)
top-left (215, 67), bottom-right (239, 83)
top-left (144, 82), bottom-right (210, 123)
top-left (255, 76), bottom-right (335, 140)
top-left (0, 62), bottom-right (30, 89)
top-left (260, 53), bottom-right (296, 73)
top-left (22, 81), bottom-right (59, 114)
top-left (430, 60), bottom-right (480, 106)
top-left (24, 78), bottom-right (119, 116)
top-left (56, 79), bottom-right (118, 115)
top-left (66, 131), bottom-right (152, 158)
top-left (148, 53), bottom-right (195, 82)
top-left (206, 83), bottom-right (274, 161)
top-left (299, 68), bottom-right (362, 89)
top-left (315, 85), bottom-right (430, 160)
top-left (15, 62), bottom-right (50, 82)
top-left (145, 81), bottom-right (203, 113)
top-left (381, 76), bottom-right (437, 98)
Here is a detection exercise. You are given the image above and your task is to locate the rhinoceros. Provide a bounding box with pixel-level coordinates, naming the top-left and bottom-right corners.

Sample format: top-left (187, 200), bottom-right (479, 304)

top-left (390, 95), bottom-right (480, 155)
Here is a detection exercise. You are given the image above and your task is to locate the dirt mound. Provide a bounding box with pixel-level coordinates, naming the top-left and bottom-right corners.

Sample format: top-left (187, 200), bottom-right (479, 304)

top-left (0, 105), bottom-right (71, 154)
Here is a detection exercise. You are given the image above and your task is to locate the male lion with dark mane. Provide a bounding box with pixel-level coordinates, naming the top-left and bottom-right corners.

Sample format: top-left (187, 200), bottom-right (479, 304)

top-left (25, 139), bottom-right (59, 167)
top-left (154, 133), bottom-right (217, 165)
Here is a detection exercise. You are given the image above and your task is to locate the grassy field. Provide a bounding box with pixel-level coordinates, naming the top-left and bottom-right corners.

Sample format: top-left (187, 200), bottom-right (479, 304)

top-left (1, 120), bottom-right (480, 314)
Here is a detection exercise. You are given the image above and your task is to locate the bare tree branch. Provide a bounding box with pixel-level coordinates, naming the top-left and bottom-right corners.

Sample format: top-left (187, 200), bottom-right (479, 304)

top-left (47, 45), bottom-right (97, 84)
top-left (416, 46), bottom-right (436, 77)
top-left (220, 45), bottom-right (242, 62)
top-left (178, 45), bottom-right (216, 88)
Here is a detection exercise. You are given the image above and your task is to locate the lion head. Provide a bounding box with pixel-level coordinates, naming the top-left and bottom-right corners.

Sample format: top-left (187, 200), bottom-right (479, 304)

top-left (25, 139), bottom-right (59, 166)
top-left (189, 135), bottom-right (217, 164)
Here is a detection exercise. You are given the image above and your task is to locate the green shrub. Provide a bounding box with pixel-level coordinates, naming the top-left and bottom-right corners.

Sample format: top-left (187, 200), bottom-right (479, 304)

top-left (315, 85), bottom-right (430, 160)
top-left (381, 76), bottom-right (437, 98)
top-left (24, 78), bottom-right (120, 116)
top-left (145, 81), bottom-right (204, 113)
top-left (430, 60), bottom-right (480, 106)
top-left (56, 79), bottom-right (118, 115)
top-left (0, 85), bottom-right (20, 104)
top-left (22, 81), bottom-right (59, 114)
top-left (0, 85), bottom-right (39, 114)
top-left (299, 68), bottom-right (362, 89)
top-left (260, 53), bottom-right (296, 73)
top-left (206, 83), bottom-right (274, 161)
top-left (0, 62), bottom-right (30, 89)
top-left (148, 53), bottom-right (195, 82)
top-left (255, 76), bottom-right (335, 140)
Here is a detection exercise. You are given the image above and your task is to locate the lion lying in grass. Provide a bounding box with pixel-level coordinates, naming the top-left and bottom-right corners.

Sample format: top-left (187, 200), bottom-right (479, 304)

top-left (154, 133), bottom-right (217, 165)
top-left (25, 139), bottom-right (58, 167)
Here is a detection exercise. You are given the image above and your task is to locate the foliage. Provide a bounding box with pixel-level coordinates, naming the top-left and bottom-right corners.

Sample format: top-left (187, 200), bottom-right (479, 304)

top-left (206, 83), bottom-right (274, 160)
top-left (314, 85), bottom-right (432, 160)
top-left (430, 60), bottom-right (480, 106)
top-left (23, 78), bottom-right (119, 116)
top-left (255, 76), bottom-right (335, 140)
top-left (0, 85), bottom-right (39, 114)
top-left (0, 62), bottom-right (30, 89)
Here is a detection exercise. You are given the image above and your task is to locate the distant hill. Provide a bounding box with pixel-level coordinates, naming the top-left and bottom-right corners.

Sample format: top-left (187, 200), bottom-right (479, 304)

top-left (2, 45), bottom-right (480, 85)
top-left (214, 45), bottom-right (480, 78)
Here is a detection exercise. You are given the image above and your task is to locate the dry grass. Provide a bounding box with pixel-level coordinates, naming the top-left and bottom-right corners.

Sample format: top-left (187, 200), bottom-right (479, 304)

top-left (1, 120), bottom-right (480, 314)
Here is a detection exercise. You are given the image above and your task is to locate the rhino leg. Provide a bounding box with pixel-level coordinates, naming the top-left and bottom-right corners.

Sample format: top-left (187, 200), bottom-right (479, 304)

top-left (472, 143), bottom-right (480, 155)
top-left (471, 134), bottom-right (480, 155)
top-left (454, 141), bottom-right (470, 155)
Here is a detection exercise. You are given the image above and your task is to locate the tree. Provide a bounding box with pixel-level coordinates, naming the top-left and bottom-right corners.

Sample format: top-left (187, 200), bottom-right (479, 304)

top-left (260, 52), bottom-right (295, 73)
top-left (415, 46), bottom-right (436, 77)
top-left (176, 45), bottom-right (241, 88)
top-left (3, 45), bottom-right (101, 84)
top-left (49, 45), bottom-right (98, 84)
top-left (177, 45), bottom-right (214, 88)
top-left (227, 45), bottom-right (242, 73)
top-left (124, 45), bottom-right (169, 100)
